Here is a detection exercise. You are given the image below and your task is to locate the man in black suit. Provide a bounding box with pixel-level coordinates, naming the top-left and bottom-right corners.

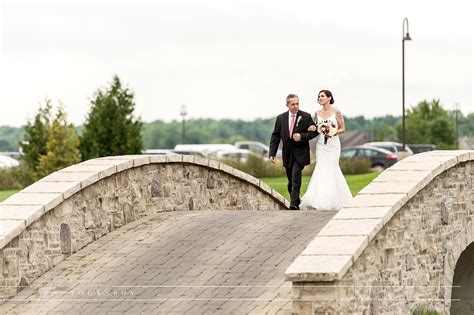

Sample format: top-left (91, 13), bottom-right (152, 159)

top-left (269, 94), bottom-right (319, 210)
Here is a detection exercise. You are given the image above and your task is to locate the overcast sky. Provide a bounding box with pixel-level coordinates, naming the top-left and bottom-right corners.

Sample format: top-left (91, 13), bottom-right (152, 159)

top-left (0, 0), bottom-right (472, 127)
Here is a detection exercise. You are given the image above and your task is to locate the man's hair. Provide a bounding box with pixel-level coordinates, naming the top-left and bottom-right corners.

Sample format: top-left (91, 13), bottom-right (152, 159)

top-left (286, 94), bottom-right (299, 104)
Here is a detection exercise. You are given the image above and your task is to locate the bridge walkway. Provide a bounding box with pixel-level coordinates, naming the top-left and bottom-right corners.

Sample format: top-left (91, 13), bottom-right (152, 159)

top-left (1, 210), bottom-right (335, 314)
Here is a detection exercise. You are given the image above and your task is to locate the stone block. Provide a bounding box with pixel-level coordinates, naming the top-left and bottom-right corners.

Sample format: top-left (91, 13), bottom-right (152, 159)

top-left (333, 207), bottom-right (393, 221)
top-left (389, 161), bottom-right (443, 172)
top-left (21, 181), bottom-right (81, 200)
top-left (208, 159), bottom-right (220, 170)
top-left (132, 156), bottom-right (151, 167)
top-left (358, 181), bottom-right (421, 199)
top-left (285, 255), bottom-right (353, 282)
top-left (244, 173), bottom-right (260, 186)
top-left (115, 160), bottom-right (135, 172)
top-left (232, 168), bottom-right (248, 181)
top-left (41, 172), bottom-right (100, 190)
top-left (193, 156), bottom-right (209, 167)
top-left (0, 219), bottom-right (26, 246)
top-left (167, 154), bottom-right (183, 163)
top-left (301, 236), bottom-right (368, 257)
top-left (259, 181), bottom-right (272, 195)
top-left (271, 191), bottom-right (286, 205)
top-left (182, 155), bottom-right (194, 164)
top-left (373, 170), bottom-right (432, 183)
top-left (0, 205), bottom-right (45, 226)
top-left (347, 193), bottom-right (408, 209)
top-left (149, 155), bottom-right (167, 164)
top-left (218, 162), bottom-right (234, 175)
top-left (80, 159), bottom-right (133, 169)
top-left (2, 192), bottom-right (63, 212)
top-left (318, 218), bottom-right (383, 240)
top-left (403, 154), bottom-right (457, 163)
top-left (60, 164), bottom-right (117, 180)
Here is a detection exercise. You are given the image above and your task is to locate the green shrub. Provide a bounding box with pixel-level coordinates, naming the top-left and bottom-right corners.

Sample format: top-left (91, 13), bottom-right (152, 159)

top-left (0, 163), bottom-right (34, 190)
top-left (340, 158), bottom-right (372, 175)
top-left (220, 155), bottom-right (286, 178)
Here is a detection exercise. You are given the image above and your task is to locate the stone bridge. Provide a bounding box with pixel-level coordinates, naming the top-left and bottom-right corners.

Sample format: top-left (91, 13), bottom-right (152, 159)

top-left (0, 151), bottom-right (473, 314)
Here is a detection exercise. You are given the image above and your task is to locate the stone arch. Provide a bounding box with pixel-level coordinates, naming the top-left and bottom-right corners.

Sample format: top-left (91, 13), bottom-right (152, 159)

top-left (447, 220), bottom-right (474, 313)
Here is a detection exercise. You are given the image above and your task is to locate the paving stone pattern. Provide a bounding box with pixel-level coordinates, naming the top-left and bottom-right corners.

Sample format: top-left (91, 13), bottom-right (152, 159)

top-left (1, 210), bottom-right (335, 314)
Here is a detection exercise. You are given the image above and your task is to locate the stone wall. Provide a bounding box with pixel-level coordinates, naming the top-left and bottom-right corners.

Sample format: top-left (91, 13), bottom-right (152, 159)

top-left (0, 155), bottom-right (287, 300)
top-left (286, 151), bottom-right (474, 314)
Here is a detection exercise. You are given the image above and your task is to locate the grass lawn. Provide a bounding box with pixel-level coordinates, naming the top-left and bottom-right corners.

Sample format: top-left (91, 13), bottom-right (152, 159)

top-left (260, 172), bottom-right (380, 200)
top-left (0, 189), bottom-right (19, 202)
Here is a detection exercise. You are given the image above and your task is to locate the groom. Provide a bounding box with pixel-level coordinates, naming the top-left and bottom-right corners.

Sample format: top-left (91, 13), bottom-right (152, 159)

top-left (269, 94), bottom-right (319, 210)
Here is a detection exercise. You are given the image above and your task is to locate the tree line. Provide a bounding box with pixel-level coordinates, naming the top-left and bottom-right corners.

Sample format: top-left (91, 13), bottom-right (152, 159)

top-left (2, 102), bottom-right (472, 152)
top-left (0, 74), bottom-right (472, 186)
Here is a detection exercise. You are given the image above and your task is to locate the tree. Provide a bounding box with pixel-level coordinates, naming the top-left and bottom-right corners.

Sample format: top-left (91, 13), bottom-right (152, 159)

top-left (36, 108), bottom-right (81, 179)
top-left (80, 76), bottom-right (143, 159)
top-left (20, 100), bottom-right (81, 181)
top-left (20, 100), bottom-right (52, 174)
top-left (398, 99), bottom-right (456, 149)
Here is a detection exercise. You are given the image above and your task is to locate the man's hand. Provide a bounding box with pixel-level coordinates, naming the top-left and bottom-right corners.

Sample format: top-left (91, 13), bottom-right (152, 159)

top-left (269, 156), bottom-right (276, 163)
top-left (293, 133), bottom-right (301, 142)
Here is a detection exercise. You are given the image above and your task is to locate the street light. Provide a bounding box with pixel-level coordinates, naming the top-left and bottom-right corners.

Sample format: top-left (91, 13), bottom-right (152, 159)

top-left (180, 104), bottom-right (187, 144)
top-left (402, 17), bottom-right (412, 150)
top-left (454, 103), bottom-right (460, 149)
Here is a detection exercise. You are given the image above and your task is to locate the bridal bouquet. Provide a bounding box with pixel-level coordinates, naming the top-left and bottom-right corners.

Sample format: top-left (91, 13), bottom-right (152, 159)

top-left (318, 119), bottom-right (337, 144)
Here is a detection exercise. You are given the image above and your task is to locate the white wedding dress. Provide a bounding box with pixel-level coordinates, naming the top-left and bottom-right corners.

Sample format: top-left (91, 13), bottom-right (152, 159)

top-left (300, 112), bottom-right (353, 211)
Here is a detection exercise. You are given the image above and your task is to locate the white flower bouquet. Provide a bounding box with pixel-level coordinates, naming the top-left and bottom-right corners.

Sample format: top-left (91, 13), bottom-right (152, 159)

top-left (318, 119), bottom-right (337, 144)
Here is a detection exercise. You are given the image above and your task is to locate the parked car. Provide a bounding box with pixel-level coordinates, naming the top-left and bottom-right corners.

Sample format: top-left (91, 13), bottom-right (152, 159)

top-left (363, 141), bottom-right (413, 160)
top-left (172, 150), bottom-right (206, 157)
top-left (216, 149), bottom-right (260, 163)
top-left (235, 141), bottom-right (283, 158)
top-left (407, 144), bottom-right (436, 154)
top-left (0, 155), bottom-right (20, 169)
top-left (173, 144), bottom-right (235, 158)
top-left (143, 149), bottom-right (175, 155)
top-left (341, 146), bottom-right (398, 169)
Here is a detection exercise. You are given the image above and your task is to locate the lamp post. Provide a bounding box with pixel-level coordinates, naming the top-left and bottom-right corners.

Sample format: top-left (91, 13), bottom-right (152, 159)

top-left (180, 104), bottom-right (187, 144)
top-left (454, 103), bottom-right (460, 149)
top-left (402, 17), bottom-right (412, 150)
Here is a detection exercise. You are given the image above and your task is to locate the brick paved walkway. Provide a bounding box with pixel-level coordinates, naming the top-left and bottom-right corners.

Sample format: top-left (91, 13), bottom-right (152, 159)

top-left (1, 210), bottom-right (335, 314)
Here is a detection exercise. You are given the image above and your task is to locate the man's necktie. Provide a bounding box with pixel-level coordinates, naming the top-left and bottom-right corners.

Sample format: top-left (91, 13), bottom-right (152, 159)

top-left (289, 114), bottom-right (295, 138)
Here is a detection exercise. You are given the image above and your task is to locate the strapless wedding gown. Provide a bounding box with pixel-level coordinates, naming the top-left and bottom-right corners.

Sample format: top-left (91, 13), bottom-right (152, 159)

top-left (300, 113), bottom-right (353, 210)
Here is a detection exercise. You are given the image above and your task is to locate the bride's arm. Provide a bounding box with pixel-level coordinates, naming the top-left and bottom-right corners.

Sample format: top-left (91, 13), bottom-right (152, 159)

top-left (335, 108), bottom-right (346, 135)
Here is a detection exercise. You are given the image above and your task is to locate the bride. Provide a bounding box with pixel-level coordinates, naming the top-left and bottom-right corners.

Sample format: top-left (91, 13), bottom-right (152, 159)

top-left (300, 90), bottom-right (352, 211)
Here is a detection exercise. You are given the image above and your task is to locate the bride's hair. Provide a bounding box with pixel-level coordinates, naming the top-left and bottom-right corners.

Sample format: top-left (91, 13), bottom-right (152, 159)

top-left (318, 90), bottom-right (334, 104)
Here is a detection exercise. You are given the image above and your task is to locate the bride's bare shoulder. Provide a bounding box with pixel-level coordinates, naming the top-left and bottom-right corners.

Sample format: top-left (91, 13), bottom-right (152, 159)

top-left (334, 106), bottom-right (343, 115)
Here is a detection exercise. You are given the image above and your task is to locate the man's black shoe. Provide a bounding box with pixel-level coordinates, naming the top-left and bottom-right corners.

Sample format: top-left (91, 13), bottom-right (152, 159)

top-left (289, 205), bottom-right (299, 210)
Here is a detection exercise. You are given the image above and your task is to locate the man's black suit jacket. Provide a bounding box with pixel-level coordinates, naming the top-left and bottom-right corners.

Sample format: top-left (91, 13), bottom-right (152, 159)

top-left (269, 110), bottom-right (319, 168)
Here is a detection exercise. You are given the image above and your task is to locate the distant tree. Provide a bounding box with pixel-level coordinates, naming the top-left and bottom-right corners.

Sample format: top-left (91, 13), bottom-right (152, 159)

top-left (459, 112), bottom-right (474, 137)
top-left (20, 100), bottom-right (52, 174)
top-left (373, 124), bottom-right (397, 141)
top-left (398, 99), bottom-right (456, 149)
top-left (36, 108), bottom-right (81, 179)
top-left (20, 100), bottom-right (81, 181)
top-left (80, 75), bottom-right (143, 160)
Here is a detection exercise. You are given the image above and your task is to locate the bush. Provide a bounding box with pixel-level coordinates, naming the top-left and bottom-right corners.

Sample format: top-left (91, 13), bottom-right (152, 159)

top-left (0, 163), bottom-right (34, 190)
top-left (220, 155), bottom-right (286, 178)
top-left (340, 158), bottom-right (372, 175)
